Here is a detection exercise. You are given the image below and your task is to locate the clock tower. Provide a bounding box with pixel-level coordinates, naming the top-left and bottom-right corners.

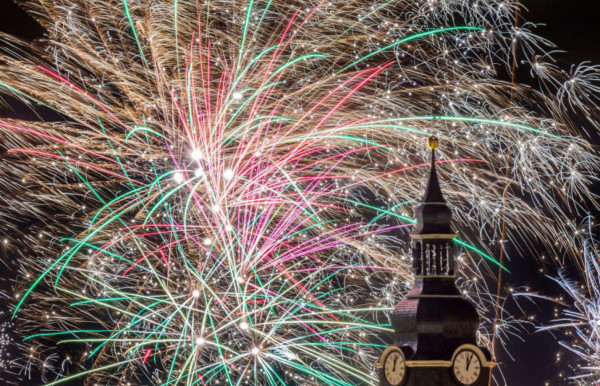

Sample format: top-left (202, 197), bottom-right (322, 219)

top-left (376, 137), bottom-right (495, 386)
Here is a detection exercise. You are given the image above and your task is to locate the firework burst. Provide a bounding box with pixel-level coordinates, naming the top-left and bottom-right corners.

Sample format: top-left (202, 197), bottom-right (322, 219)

top-left (518, 219), bottom-right (600, 385)
top-left (0, 0), bottom-right (598, 384)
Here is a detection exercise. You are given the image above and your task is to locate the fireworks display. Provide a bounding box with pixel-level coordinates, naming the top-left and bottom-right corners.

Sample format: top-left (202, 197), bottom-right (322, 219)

top-left (0, 0), bottom-right (599, 384)
top-left (517, 219), bottom-right (600, 385)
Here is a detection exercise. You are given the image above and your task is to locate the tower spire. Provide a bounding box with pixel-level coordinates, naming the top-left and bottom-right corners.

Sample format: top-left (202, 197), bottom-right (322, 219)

top-left (377, 137), bottom-right (494, 386)
top-left (421, 136), bottom-right (445, 204)
top-left (413, 136), bottom-right (453, 236)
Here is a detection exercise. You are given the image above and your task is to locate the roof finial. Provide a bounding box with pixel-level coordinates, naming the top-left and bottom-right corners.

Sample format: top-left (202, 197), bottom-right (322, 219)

top-left (427, 135), bottom-right (439, 173)
top-left (427, 135), bottom-right (439, 150)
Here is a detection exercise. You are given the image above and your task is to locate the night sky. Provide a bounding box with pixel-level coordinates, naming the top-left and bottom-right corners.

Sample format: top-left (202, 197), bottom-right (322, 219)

top-left (499, 1), bottom-right (600, 384)
top-left (1, 1), bottom-right (599, 385)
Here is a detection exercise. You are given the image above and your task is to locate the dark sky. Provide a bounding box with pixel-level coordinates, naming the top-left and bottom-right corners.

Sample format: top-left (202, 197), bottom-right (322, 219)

top-left (1, 1), bottom-right (599, 385)
top-left (524, 0), bottom-right (600, 64)
top-left (500, 3), bottom-right (600, 385)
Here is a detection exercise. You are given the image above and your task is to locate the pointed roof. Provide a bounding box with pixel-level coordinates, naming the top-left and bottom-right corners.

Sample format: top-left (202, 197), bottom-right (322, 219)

top-left (412, 136), bottom-right (453, 235)
top-left (421, 137), bottom-right (446, 204)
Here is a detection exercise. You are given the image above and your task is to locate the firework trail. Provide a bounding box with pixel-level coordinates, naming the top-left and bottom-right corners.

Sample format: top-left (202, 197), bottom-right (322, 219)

top-left (0, 0), bottom-right (598, 384)
top-left (517, 219), bottom-right (600, 385)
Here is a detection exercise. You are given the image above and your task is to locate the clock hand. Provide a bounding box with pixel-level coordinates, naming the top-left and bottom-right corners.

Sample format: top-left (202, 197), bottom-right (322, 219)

top-left (465, 354), bottom-right (473, 371)
top-left (392, 357), bottom-right (397, 372)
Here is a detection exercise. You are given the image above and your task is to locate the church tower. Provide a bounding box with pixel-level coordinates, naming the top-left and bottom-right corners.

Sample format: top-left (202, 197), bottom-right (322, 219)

top-left (376, 137), bottom-right (495, 386)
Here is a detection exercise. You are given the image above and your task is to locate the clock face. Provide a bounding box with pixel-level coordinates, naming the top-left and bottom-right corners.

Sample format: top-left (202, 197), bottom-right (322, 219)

top-left (452, 349), bottom-right (482, 385)
top-left (383, 350), bottom-right (406, 386)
